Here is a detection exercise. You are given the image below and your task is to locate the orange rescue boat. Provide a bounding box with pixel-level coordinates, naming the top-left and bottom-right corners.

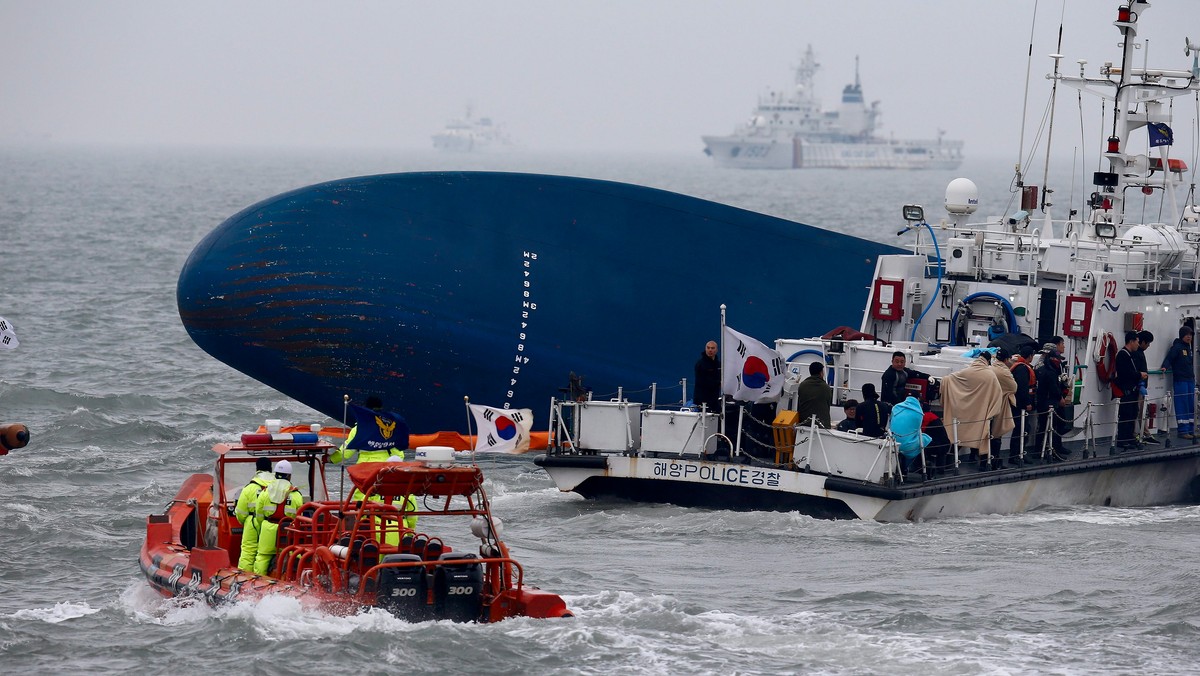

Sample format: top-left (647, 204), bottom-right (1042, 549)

top-left (139, 433), bottom-right (571, 622)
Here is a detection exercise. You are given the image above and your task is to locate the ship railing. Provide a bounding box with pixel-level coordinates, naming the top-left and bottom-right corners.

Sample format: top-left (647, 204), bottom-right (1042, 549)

top-left (1067, 235), bottom-right (1173, 292)
top-left (910, 219), bottom-right (1200, 291)
top-left (939, 387), bottom-right (1186, 467)
top-left (910, 224), bottom-right (1044, 284)
top-left (1166, 247), bottom-right (1200, 292)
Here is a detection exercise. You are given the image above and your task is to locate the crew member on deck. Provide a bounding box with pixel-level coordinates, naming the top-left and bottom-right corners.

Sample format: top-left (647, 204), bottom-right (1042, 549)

top-left (234, 457), bottom-right (274, 571)
top-left (375, 456), bottom-right (418, 546)
top-left (693, 341), bottom-right (722, 413)
top-left (1163, 325), bottom-right (1195, 440)
top-left (1136, 330), bottom-right (1159, 445)
top-left (330, 396), bottom-right (407, 465)
top-left (1115, 331), bottom-right (1144, 450)
top-left (794, 361), bottom-right (833, 429)
top-left (252, 460), bottom-right (304, 576)
top-left (881, 351), bottom-right (930, 405)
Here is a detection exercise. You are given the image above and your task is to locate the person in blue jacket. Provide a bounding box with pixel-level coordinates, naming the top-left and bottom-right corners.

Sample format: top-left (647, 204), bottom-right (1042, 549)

top-left (889, 395), bottom-right (931, 475)
top-left (1162, 325), bottom-right (1195, 440)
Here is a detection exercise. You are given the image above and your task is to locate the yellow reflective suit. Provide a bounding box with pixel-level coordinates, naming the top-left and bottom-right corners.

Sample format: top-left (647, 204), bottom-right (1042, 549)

top-left (252, 478), bottom-right (304, 576)
top-left (367, 493), bottom-right (419, 546)
top-left (234, 470), bottom-right (273, 570)
top-left (330, 425), bottom-right (406, 501)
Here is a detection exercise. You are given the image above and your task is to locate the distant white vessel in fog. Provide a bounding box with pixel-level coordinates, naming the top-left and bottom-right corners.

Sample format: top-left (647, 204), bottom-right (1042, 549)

top-left (432, 106), bottom-right (513, 153)
top-left (702, 46), bottom-right (964, 170)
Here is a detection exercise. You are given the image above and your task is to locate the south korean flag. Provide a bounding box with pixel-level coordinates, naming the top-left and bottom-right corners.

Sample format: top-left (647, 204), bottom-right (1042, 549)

top-left (469, 404), bottom-right (534, 454)
top-left (0, 316), bottom-right (19, 350)
top-left (721, 325), bottom-right (784, 403)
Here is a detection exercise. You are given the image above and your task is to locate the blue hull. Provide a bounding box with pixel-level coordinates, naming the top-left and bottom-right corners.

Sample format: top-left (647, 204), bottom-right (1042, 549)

top-left (177, 172), bottom-right (903, 431)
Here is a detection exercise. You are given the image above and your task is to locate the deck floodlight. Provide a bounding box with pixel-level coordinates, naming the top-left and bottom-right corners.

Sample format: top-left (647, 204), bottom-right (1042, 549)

top-left (902, 204), bottom-right (925, 222)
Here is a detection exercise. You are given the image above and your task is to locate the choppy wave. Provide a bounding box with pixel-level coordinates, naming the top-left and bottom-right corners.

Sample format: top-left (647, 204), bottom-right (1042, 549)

top-left (4, 147), bottom-right (1200, 673)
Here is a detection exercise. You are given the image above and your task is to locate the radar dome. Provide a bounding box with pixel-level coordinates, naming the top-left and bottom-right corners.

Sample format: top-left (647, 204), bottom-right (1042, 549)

top-left (945, 178), bottom-right (979, 215)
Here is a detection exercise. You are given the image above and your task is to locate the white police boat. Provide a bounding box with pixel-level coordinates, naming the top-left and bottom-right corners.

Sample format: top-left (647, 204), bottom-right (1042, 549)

top-left (536, 0), bottom-right (1200, 521)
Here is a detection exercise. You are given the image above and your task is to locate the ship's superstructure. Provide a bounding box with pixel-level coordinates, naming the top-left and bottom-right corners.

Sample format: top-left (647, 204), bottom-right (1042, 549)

top-left (702, 47), bottom-right (964, 169)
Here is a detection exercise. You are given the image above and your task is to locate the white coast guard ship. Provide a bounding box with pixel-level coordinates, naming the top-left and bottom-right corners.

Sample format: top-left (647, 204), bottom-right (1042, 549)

top-left (540, 0), bottom-right (1200, 521)
top-left (702, 46), bottom-right (964, 170)
top-left (432, 106), bottom-right (512, 153)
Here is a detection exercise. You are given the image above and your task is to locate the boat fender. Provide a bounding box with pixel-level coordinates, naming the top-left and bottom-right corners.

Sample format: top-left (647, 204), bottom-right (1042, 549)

top-left (1188, 475), bottom-right (1200, 503)
top-left (470, 515), bottom-right (503, 540)
top-left (1094, 332), bottom-right (1117, 384)
top-left (312, 545), bottom-right (344, 593)
top-left (0, 423), bottom-right (29, 455)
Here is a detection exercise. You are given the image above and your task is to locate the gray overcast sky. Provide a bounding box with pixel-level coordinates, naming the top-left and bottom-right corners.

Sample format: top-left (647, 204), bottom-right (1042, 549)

top-left (2, 1), bottom-right (1197, 158)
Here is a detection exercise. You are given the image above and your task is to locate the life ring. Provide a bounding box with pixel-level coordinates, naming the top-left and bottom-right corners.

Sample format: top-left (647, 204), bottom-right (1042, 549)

top-left (1094, 331), bottom-right (1117, 384)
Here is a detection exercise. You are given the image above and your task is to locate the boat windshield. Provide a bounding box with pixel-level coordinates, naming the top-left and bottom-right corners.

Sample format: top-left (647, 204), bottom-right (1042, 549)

top-left (218, 454), bottom-right (330, 504)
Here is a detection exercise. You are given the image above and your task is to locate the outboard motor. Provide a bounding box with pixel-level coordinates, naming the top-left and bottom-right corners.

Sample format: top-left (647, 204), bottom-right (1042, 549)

top-left (376, 554), bottom-right (429, 621)
top-left (433, 553), bottom-right (483, 622)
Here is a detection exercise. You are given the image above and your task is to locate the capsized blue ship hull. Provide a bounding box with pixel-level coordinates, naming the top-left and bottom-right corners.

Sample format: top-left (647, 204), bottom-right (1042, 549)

top-left (178, 172), bottom-right (903, 432)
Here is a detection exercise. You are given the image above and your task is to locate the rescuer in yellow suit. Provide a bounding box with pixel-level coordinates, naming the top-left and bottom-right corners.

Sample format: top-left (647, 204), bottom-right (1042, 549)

top-left (234, 457), bottom-right (274, 570)
top-left (252, 460), bottom-right (304, 576)
top-left (330, 397), bottom-right (407, 501)
top-left (374, 456), bottom-right (419, 545)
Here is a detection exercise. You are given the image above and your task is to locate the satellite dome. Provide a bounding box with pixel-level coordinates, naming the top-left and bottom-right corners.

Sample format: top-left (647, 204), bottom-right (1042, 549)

top-left (945, 178), bottom-right (979, 215)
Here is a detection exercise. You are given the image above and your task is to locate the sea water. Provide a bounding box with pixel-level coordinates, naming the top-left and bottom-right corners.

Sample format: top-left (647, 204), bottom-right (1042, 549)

top-left (1, 145), bottom-right (1198, 675)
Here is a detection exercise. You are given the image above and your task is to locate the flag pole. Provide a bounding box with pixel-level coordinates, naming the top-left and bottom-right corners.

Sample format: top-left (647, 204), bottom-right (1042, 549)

top-left (464, 395), bottom-right (476, 461)
top-left (339, 393), bottom-right (349, 503)
top-left (719, 304), bottom-right (727, 437)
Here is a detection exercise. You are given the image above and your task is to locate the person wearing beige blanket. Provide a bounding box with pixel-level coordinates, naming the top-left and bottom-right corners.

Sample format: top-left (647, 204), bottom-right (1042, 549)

top-left (941, 353), bottom-right (1008, 470)
top-left (989, 349), bottom-right (1018, 468)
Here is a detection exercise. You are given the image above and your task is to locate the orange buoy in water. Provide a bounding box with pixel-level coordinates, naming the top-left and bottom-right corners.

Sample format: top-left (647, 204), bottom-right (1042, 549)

top-left (0, 423), bottom-right (30, 455)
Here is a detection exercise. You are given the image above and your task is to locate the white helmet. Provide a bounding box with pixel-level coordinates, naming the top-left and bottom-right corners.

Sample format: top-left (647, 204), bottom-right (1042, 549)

top-left (386, 455), bottom-right (403, 462)
top-left (274, 459), bottom-right (292, 475)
